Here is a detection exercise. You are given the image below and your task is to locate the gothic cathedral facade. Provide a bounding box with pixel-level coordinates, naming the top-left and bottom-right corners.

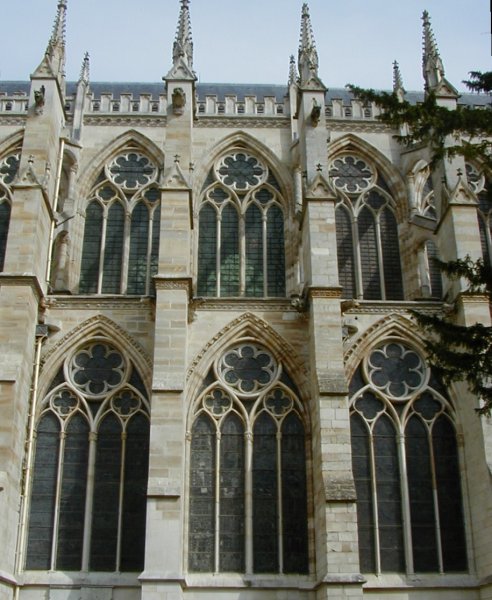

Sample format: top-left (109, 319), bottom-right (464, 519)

top-left (0, 2), bottom-right (491, 600)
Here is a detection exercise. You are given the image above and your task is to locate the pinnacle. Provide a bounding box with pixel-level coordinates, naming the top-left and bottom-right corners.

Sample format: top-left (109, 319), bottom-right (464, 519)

top-left (392, 60), bottom-right (404, 93)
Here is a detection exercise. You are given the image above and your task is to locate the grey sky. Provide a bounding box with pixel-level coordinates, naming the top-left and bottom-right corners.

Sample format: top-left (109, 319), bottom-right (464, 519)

top-left (1, 0), bottom-right (490, 92)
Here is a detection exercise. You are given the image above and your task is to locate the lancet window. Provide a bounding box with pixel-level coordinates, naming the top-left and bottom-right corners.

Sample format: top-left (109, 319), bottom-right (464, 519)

top-left (188, 342), bottom-right (308, 574)
top-left (0, 150), bottom-right (20, 271)
top-left (468, 163), bottom-right (492, 265)
top-left (350, 341), bottom-right (467, 574)
top-left (197, 151), bottom-right (286, 298)
top-left (79, 150), bottom-right (161, 295)
top-left (331, 155), bottom-right (404, 300)
top-left (26, 340), bottom-right (150, 572)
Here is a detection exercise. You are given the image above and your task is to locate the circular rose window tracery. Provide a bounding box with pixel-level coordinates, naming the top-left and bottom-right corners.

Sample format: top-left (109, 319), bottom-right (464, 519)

top-left (365, 342), bottom-right (426, 400)
top-left (215, 152), bottom-right (267, 191)
top-left (68, 342), bottom-right (127, 398)
top-left (217, 343), bottom-right (277, 395)
top-left (107, 152), bottom-right (157, 190)
top-left (329, 155), bottom-right (375, 194)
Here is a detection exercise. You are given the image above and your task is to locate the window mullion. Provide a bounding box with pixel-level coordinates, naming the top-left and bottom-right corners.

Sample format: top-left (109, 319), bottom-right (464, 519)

top-left (276, 427), bottom-right (283, 574)
top-left (239, 213), bottom-right (246, 296)
top-left (352, 212), bottom-right (363, 299)
top-left (428, 426), bottom-right (444, 573)
top-left (115, 429), bottom-right (127, 571)
top-left (216, 212), bottom-right (222, 297)
top-left (214, 430), bottom-right (221, 573)
top-left (245, 430), bottom-right (253, 575)
top-left (50, 430), bottom-right (66, 570)
top-left (369, 427), bottom-right (381, 575)
top-left (262, 211), bottom-right (268, 297)
top-left (397, 431), bottom-right (414, 575)
top-left (81, 431), bottom-right (97, 571)
top-left (98, 211), bottom-right (108, 294)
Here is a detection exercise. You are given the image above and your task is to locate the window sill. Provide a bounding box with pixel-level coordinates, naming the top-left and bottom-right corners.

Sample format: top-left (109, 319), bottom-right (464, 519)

top-left (362, 572), bottom-right (476, 589)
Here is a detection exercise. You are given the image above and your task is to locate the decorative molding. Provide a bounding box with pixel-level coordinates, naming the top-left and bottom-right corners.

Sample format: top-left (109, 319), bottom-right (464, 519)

top-left (46, 295), bottom-right (154, 311)
top-left (154, 277), bottom-right (192, 295)
top-left (458, 292), bottom-right (489, 304)
top-left (0, 117), bottom-right (27, 126)
top-left (83, 116), bottom-right (167, 127)
top-left (342, 300), bottom-right (443, 315)
top-left (190, 298), bottom-right (294, 312)
top-left (195, 117), bottom-right (289, 129)
top-left (308, 287), bottom-right (343, 299)
top-left (326, 120), bottom-right (393, 133)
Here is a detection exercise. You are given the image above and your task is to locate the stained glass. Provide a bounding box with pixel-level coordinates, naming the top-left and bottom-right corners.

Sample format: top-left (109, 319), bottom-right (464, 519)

top-left (336, 205), bottom-right (356, 298)
top-left (245, 204), bottom-right (264, 297)
top-left (127, 202), bottom-right (149, 294)
top-left (0, 199), bottom-right (11, 271)
top-left (79, 202), bottom-right (103, 293)
top-left (220, 204), bottom-right (240, 296)
top-left (197, 204), bottom-right (218, 296)
top-left (102, 202), bottom-right (125, 294)
top-left (267, 205), bottom-right (285, 297)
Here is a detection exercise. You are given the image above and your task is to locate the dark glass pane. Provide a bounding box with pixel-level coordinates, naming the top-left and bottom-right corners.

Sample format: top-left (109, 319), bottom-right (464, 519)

top-left (253, 412), bottom-right (278, 573)
top-left (351, 413), bottom-right (375, 573)
top-left (197, 204), bottom-right (217, 296)
top-left (189, 414), bottom-right (216, 572)
top-left (245, 204), bottom-right (263, 297)
top-left (380, 207), bottom-right (404, 300)
top-left (149, 205), bottom-right (160, 294)
top-left (266, 205), bottom-right (285, 297)
top-left (358, 206), bottom-right (381, 299)
top-left (219, 414), bottom-right (245, 572)
top-left (0, 200), bottom-right (11, 271)
top-left (281, 413), bottom-right (308, 574)
top-left (56, 414), bottom-right (89, 570)
top-left (374, 415), bottom-right (404, 572)
top-left (220, 204), bottom-right (240, 296)
top-left (120, 413), bottom-right (150, 572)
top-left (406, 415), bottom-right (438, 572)
top-left (79, 201), bottom-right (103, 293)
top-left (26, 413), bottom-right (60, 570)
top-left (336, 205), bottom-right (356, 298)
top-left (90, 414), bottom-right (122, 571)
top-left (127, 202), bottom-right (150, 294)
top-left (478, 211), bottom-right (491, 266)
top-left (433, 416), bottom-right (467, 571)
top-left (102, 202), bottom-right (125, 294)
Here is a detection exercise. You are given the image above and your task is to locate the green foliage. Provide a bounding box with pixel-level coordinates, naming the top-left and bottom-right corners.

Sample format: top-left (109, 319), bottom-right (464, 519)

top-left (463, 70), bottom-right (492, 95)
top-left (413, 258), bottom-right (492, 416)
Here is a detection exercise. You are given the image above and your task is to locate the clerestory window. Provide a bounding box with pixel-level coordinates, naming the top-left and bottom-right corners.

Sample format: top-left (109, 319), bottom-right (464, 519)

top-left (0, 150), bottom-right (20, 271)
top-left (188, 343), bottom-right (308, 574)
top-left (197, 151), bottom-right (286, 298)
top-left (350, 341), bottom-right (467, 574)
top-left (26, 340), bottom-right (150, 572)
top-left (79, 151), bottom-right (160, 295)
top-left (331, 155), bottom-right (404, 300)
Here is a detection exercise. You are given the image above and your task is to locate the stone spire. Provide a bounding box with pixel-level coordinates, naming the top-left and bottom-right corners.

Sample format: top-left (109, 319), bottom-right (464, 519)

top-left (298, 3), bottom-right (324, 89)
top-left (33, 0), bottom-right (67, 87)
top-left (288, 55), bottom-right (298, 86)
top-left (392, 60), bottom-right (405, 99)
top-left (173, 0), bottom-right (193, 71)
top-left (166, 0), bottom-right (196, 81)
top-left (79, 52), bottom-right (90, 85)
top-left (422, 10), bottom-right (445, 91)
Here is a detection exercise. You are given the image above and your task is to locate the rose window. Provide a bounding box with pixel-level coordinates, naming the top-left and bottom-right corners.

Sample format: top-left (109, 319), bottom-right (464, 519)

top-left (69, 342), bottom-right (126, 397)
top-left (329, 155), bottom-right (374, 193)
top-left (218, 344), bottom-right (277, 394)
top-left (366, 342), bottom-right (425, 399)
top-left (215, 152), bottom-right (267, 191)
top-left (107, 152), bottom-right (157, 190)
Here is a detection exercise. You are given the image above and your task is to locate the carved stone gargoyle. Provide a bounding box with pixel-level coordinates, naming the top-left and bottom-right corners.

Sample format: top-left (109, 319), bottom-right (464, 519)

top-left (172, 87), bottom-right (186, 115)
top-left (311, 98), bottom-right (321, 126)
top-left (34, 85), bottom-right (46, 115)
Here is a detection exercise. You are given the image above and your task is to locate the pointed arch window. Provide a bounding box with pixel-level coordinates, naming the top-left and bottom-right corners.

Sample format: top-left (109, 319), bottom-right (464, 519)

top-left (26, 340), bottom-right (150, 572)
top-left (197, 151), bottom-right (286, 298)
top-left (331, 155), bottom-right (403, 300)
top-left (79, 150), bottom-right (160, 295)
top-left (188, 343), bottom-right (309, 574)
top-left (467, 163), bottom-right (492, 265)
top-left (350, 341), bottom-right (467, 574)
top-left (0, 150), bottom-right (20, 271)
